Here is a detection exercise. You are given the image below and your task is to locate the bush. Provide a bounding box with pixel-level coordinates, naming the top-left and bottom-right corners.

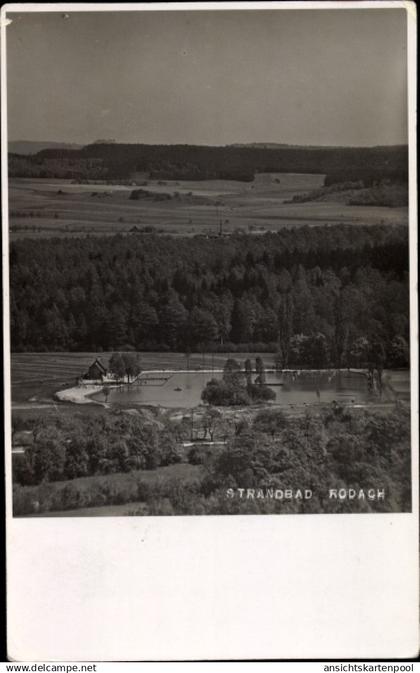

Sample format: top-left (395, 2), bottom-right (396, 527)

top-left (188, 445), bottom-right (212, 465)
top-left (247, 383), bottom-right (276, 402)
top-left (202, 379), bottom-right (251, 406)
top-left (253, 409), bottom-right (287, 436)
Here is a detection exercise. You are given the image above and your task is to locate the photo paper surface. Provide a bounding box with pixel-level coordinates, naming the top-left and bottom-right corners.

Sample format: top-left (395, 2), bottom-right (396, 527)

top-left (2, 1), bottom-right (418, 661)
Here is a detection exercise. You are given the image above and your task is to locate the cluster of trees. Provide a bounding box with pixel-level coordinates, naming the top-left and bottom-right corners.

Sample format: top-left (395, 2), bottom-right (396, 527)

top-left (108, 352), bottom-right (141, 382)
top-left (10, 210), bottom-right (59, 219)
top-left (9, 142), bottom-right (408, 183)
top-left (13, 403), bottom-right (411, 515)
top-left (196, 402), bottom-right (411, 514)
top-left (8, 153), bottom-right (107, 180)
top-left (324, 169), bottom-right (408, 187)
top-left (273, 332), bottom-right (409, 376)
top-left (129, 188), bottom-right (211, 205)
top-left (13, 469), bottom-right (203, 516)
top-left (10, 225), bottom-right (409, 369)
top-left (202, 357), bottom-right (275, 406)
top-left (347, 183), bottom-right (408, 208)
top-left (287, 178), bottom-right (408, 208)
top-left (12, 412), bottom-right (182, 487)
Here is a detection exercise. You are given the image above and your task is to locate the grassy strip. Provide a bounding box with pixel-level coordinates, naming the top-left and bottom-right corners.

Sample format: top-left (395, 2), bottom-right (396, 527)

top-left (13, 463), bottom-right (203, 516)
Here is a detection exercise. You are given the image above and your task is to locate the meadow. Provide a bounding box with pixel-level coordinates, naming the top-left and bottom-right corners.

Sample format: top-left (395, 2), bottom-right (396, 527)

top-left (13, 462), bottom-right (204, 517)
top-left (8, 173), bottom-right (408, 240)
top-left (11, 352), bottom-right (108, 403)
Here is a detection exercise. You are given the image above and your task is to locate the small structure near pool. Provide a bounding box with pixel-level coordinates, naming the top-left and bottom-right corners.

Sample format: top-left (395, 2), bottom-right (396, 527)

top-left (83, 357), bottom-right (108, 382)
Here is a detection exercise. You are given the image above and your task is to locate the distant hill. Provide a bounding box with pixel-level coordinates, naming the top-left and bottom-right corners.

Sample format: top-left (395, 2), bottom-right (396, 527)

top-left (230, 142), bottom-right (331, 150)
top-left (8, 141), bottom-right (408, 184)
top-left (230, 142), bottom-right (408, 151)
top-left (8, 140), bottom-right (83, 155)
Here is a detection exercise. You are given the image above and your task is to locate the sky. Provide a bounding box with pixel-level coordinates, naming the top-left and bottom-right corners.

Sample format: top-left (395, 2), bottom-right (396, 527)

top-left (6, 7), bottom-right (408, 147)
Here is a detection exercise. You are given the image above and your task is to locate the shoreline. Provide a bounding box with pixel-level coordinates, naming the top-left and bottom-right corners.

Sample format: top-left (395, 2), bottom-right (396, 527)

top-left (55, 384), bottom-right (105, 405)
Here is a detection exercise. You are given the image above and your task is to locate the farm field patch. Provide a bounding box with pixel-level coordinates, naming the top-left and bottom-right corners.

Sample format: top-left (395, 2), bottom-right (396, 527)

top-left (8, 174), bottom-right (408, 240)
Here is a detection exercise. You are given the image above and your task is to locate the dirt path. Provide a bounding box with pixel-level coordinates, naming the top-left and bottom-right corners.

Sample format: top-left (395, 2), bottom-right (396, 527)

top-left (12, 403), bottom-right (56, 410)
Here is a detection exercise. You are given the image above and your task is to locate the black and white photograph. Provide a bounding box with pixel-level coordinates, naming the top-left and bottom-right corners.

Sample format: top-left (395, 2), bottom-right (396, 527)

top-left (4, 4), bottom-right (414, 520)
top-left (2, 1), bottom-right (419, 662)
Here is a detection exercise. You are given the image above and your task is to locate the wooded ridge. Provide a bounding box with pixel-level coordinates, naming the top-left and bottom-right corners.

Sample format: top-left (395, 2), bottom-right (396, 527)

top-left (9, 142), bottom-right (408, 182)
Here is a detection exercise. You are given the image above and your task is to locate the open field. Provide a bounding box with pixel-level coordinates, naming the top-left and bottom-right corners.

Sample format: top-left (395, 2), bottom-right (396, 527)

top-left (11, 352), bottom-right (107, 402)
top-left (8, 174), bottom-right (408, 240)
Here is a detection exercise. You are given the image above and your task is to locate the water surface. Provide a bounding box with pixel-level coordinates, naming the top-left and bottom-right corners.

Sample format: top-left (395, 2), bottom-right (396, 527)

top-left (96, 370), bottom-right (375, 409)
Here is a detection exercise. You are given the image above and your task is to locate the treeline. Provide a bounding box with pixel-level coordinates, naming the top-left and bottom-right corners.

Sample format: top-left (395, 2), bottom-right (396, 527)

top-left (10, 225), bottom-right (409, 367)
top-left (8, 153), bottom-right (107, 180)
top-left (324, 169), bottom-right (408, 187)
top-left (9, 142), bottom-right (408, 183)
top-left (347, 183), bottom-right (408, 208)
top-left (287, 179), bottom-right (408, 208)
top-left (13, 404), bottom-right (411, 515)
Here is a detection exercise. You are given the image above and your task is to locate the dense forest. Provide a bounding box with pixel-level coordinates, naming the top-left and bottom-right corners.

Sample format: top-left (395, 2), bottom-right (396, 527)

top-left (8, 142), bottom-right (408, 183)
top-left (13, 403), bottom-right (411, 515)
top-left (10, 224), bottom-right (409, 368)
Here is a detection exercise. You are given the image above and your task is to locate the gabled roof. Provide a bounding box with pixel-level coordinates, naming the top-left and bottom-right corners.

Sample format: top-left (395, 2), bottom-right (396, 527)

top-left (90, 358), bottom-right (107, 373)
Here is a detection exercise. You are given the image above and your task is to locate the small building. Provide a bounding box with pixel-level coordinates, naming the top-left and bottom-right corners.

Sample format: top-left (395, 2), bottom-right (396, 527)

top-left (83, 358), bottom-right (108, 381)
